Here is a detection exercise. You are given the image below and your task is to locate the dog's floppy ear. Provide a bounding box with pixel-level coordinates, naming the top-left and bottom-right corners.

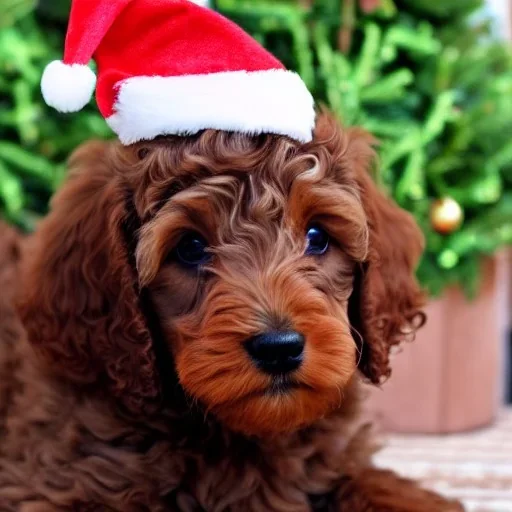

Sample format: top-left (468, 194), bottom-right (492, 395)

top-left (18, 141), bottom-right (161, 414)
top-left (316, 114), bottom-right (425, 384)
top-left (350, 160), bottom-right (425, 384)
top-left (345, 128), bottom-right (425, 384)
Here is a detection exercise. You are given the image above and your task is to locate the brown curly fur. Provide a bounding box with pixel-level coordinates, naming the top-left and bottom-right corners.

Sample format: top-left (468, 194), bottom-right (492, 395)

top-left (0, 113), bottom-right (463, 511)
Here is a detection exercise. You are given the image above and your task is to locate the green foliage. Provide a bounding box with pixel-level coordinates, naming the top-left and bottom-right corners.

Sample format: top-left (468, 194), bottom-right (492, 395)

top-left (0, 3), bottom-right (111, 230)
top-left (0, 0), bottom-right (37, 29)
top-left (0, 0), bottom-right (511, 297)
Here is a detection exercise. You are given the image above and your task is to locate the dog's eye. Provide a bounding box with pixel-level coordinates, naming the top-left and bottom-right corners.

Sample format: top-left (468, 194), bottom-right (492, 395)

top-left (137, 147), bottom-right (150, 160)
top-left (305, 226), bottom-right (329, 256)
top-left (173, 232), bottom-right (211, 267)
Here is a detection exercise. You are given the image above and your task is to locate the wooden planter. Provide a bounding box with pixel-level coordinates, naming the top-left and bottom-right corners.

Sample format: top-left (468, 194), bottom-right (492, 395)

top-left (364, 251), bottom-right (510, 434)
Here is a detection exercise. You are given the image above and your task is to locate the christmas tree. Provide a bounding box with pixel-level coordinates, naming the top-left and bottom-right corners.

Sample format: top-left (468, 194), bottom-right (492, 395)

top-left (0, 0), bottom-right (511, 297)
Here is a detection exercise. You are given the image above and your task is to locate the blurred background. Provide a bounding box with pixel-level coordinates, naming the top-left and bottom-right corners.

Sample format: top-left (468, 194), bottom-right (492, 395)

top-left (1, 0), bottom-right (511, 509)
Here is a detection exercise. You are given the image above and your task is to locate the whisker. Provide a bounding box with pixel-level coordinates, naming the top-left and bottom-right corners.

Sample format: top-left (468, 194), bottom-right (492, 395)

top-left (351, 325), bottom-right (365, 367)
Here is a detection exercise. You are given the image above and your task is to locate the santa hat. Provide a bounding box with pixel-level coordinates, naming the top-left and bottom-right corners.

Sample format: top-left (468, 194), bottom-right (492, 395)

top-left (41, 0), bottom-right (315, 145)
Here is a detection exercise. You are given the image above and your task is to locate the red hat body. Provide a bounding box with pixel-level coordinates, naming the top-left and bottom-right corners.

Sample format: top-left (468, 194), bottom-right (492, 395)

top-left (95, 0), bottom-right (284, 118)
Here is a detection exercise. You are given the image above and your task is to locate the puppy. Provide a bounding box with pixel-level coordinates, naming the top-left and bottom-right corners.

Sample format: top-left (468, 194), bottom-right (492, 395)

top-left (0, 112), bottom-right (463, 511)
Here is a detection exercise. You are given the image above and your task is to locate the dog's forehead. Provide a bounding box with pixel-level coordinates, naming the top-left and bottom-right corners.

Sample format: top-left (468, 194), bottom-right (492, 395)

top-left (144, 159), bottom-right (363, 240)
top-left (140, 147), bottom-right (334, 222)
top-left (172, 156), bottom-right (319, 191)
top-left (164, 164), bottom-right (334, 220)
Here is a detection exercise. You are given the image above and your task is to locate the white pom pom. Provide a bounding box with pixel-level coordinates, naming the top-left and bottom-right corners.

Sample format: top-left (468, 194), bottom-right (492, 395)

top-left (189, 0), bottom-right (210, 6)
top-left (41, 60), bottom-right (96, 113)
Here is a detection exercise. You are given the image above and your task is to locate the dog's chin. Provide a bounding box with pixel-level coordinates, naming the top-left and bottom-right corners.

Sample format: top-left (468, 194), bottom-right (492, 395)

top-left (209, 383), bottom-right (346, 437)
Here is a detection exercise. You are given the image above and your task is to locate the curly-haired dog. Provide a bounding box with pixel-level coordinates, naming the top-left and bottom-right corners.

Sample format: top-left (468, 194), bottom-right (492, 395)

top-left (0, 113), bottom-right (463, 511)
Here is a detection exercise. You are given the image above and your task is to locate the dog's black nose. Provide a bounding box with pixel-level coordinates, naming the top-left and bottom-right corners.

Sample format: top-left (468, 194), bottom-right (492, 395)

top-left (244, 331), bottom-right (305, 374)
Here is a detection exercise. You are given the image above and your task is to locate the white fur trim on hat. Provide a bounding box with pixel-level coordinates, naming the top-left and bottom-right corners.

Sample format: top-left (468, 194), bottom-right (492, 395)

top-left (189, 0), bottom-right (210, 6)
top-left (106, 69), bottom-right (316, 145)
top-left (41, 60), bottom-right (96, 113)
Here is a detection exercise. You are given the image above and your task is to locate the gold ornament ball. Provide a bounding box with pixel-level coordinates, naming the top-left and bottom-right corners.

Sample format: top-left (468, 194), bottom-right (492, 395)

top-left (430, 197), bottom-right (463, 234)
